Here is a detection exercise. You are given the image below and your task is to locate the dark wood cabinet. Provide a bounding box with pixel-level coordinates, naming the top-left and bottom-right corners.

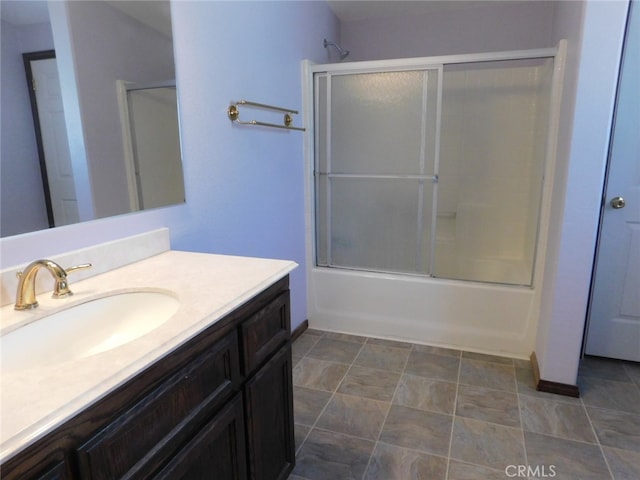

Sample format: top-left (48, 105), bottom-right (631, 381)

top-left (240, 291), bottom-right (290, 376)
top-left (1, 277), bottom-right (294, 480)
top-left (244, 346), bottom-right (295, 480)
top-left (76, 330), bottom-right (240, 480)
top-left (154, 394), bottom-right (247, 480)
top-left (37, 461), bottom-right (71, 480)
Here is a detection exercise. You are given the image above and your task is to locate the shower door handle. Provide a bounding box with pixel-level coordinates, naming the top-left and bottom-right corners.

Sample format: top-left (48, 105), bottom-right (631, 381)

top-left (610, 196), bottom-right (626, 209)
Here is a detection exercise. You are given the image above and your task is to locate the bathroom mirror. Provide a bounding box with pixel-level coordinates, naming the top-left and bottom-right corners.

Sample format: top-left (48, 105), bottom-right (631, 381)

top-left (0, 0), bottom-right (185, 238)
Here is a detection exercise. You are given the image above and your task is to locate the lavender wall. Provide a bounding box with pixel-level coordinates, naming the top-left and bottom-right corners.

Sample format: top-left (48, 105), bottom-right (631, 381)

top-left (1, 0), bottom-right (340, 333)
top-left (169, 0), bottom-right (340, 329)
top-left (0, 20), bottom-right (54, 236)
top-left (340, 1), bottom-right (556, 61)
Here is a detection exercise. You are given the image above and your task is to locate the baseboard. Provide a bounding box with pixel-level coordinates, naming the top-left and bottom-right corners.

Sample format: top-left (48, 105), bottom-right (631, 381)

top-left (291, 319), bottom-right (309, 342)
top-left (530, 352), bottom-right (580, 398)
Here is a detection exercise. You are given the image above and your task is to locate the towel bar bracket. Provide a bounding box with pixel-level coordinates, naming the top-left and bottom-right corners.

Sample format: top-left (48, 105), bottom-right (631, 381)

top-left (227, 100), bottom-right (305, 132)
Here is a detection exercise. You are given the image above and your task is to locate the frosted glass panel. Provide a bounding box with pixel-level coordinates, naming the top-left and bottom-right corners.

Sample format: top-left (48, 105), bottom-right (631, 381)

top-left (315, 68), bottom-right (439, 276)
top-left (316, 75), bottom-right (329, 174)
top-left (319, 177), bottom-right (433, 275)
top-left (434, 59), bottom-right (553, 285)
top-left (329, 71), bottom-right (430, 175)
top-left (314, 58), bottom-right (552, 286)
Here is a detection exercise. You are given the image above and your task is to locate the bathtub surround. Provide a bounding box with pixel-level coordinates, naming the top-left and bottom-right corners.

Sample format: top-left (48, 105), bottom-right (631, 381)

top-left (0, 1), bottom-right (630, 397)
top-left (306, 46), bottom-right (560, 360)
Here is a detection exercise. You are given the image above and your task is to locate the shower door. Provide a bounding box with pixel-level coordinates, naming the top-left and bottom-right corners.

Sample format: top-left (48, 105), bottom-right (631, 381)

top-left (314, 57), bottom-right (554, 287)
top-left (314, 68), bottom-right (441, 276)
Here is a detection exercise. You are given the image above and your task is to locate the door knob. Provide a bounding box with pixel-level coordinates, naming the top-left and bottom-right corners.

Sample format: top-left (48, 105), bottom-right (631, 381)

top-left (610, 196), bottom-right (626, 209)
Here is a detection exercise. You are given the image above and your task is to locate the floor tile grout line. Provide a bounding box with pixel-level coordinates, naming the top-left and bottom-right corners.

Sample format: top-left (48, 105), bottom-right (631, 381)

top-left (444, 349), bottom-right (463, 480)
top-left (291, 330), bottom-right (326, 459)
top-left (515, 358), bottom-right (531, 478)
top-left (581, 396), bottom-right (616, 480)
top-left (515, 363), bottom-right (620, 456)
top-left (622, 362), bottom-right (640, 391)
top-left (580, 401), bottom-right (640, 417)
top-left (360, 337), bottom-right (415, 480)
top-left (295, 336), bottom-right (370, 479)
top-left (303, 342), bottom-right (364, 432)
top-left (580, 373), bottom-right (639, 388)
top-left (516, 427), bottom-right (628, 449)
top-left (307, 425), bottom-right (382, 445)
top-left (456, 379), bottom-right (518, 395)
top-left (374, 438), bottom-right (451, 460)
top-left (292, 330), bottom-right (638, 480)
top-left (292, 330), bottom-right (340, 458)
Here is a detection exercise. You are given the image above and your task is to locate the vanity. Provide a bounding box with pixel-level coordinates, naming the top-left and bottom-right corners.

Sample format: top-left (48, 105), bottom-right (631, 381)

top-left (0, 230), bottom-right (298, 480)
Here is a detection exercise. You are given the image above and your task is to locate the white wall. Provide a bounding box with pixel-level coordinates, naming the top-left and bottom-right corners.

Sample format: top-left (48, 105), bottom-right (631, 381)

top-left (0, 0), bottom-right (340, 334)
top-left (0, 20), bottom-right (54, 236)
top-left (535, 0), bottom-right (629, 385)
top-left (341, 1), bottom-right (556, 61)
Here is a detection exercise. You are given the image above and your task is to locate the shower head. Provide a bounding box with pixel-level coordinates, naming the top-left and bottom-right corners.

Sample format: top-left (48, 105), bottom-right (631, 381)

top-left (323, 38), bottom-right (349, 61)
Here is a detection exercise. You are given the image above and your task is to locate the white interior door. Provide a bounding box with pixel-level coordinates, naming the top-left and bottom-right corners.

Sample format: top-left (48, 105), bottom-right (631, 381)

top-left (586, 2), bottom-right (640, 361)
top-left (31, 57), bottom-right (79, 227)
top-left (126, 86), bottom-right (184, 210)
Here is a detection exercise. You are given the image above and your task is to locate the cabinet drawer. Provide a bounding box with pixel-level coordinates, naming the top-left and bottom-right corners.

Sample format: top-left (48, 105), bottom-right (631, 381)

top-left (77, 331), bottom-right (240, 480)
top-left (240, 292), bottom-right (290, 375)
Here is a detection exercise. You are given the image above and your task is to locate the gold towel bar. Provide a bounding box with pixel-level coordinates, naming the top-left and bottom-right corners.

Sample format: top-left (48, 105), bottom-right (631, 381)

top-left (227, 100), bottom-right (305, 132)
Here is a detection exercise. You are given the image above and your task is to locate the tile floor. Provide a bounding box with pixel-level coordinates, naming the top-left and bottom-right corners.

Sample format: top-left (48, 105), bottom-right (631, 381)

top-left (288, 329), bottom-right (640, 480)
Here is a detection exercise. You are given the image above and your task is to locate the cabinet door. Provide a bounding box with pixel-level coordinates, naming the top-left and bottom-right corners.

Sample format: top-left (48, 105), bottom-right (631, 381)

top-left (153, 393), bottom-right (247, 480)
top-left (77, 331), bottom-right (240, 479)
top-left (243, 345), bottom-right (295, 480)
top-left (240, 292), bottom-right (290, 375)
top-left (37, 461), bottom-right (71, 480)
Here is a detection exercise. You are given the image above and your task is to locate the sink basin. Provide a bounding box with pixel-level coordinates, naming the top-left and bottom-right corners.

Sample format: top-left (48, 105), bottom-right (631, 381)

top-left (1, 291), bottom-right (179, 373)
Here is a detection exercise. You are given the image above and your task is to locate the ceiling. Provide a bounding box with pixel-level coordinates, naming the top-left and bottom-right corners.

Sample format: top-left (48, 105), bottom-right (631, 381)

top-left (1, 1), bottom-right (515, 27)
top-left (327, 0), bottom-right (520, 22)
top-left (0, 0), bottom-right (527, 42)
top-left (0, 0), bottom-right (171, 36)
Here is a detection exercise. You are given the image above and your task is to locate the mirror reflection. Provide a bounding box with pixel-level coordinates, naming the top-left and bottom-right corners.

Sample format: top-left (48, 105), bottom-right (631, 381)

top-left (0, 0), bottom-right (185, 238)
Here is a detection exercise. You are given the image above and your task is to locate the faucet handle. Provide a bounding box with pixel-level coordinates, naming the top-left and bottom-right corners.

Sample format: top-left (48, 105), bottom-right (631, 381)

top-left (65, 263), bottom-right (92, 275)
top-left (53, 263), bottom-right (92, 297)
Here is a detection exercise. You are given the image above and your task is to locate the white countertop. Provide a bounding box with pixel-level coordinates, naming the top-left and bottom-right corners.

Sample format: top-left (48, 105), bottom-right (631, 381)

top-left (0, 250), bottom-right (297, 462)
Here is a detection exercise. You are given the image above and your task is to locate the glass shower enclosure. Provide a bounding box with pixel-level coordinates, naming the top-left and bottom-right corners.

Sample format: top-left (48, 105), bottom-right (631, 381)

top-left (314, 55), bottom-right (554, 286)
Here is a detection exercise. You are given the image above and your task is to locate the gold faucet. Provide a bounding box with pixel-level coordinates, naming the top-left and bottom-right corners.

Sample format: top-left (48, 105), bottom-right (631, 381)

top-left (14, 259), bottom-right (92, 310)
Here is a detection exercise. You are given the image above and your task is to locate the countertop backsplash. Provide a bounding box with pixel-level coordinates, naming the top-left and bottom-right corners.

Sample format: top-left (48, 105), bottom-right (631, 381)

top-left (0, 228), bottom-right (170, 308)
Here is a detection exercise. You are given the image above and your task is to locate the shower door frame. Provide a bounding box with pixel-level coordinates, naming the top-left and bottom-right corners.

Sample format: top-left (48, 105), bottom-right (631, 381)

top-left (314, 65), bottom-right (443, 277)
top-left (301, 42), bottom-right (567, 356)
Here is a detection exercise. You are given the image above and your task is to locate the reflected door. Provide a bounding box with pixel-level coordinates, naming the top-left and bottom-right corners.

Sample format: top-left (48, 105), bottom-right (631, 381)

top-left (29, 55), bottom-right (79, 227)
top-left (586, 2), bottom-right (640, 361)
top-left (126, 86), bottom-right (184, 210)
